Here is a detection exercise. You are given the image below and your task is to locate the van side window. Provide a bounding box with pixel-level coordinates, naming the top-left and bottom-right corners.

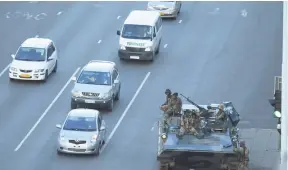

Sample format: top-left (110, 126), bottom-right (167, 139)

top-left (157, 18), bottom-right (162, 31)
top-left (155, 19), bottom-right (160, 32)
top-left (47, 44), bottom-right (55, 58)
top-left (154, 27), bottom-right (157, 36)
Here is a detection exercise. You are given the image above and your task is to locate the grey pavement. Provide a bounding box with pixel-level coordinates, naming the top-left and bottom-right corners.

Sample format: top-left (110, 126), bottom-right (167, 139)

top-left (240, 128), bottom-right (280, 170)
top-left (0, 1), bottom-right (282, 170)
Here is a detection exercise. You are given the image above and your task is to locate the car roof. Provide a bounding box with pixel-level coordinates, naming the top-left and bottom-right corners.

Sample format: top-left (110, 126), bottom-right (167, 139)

top-left (83, 60), bottom-right (115, 72)
top-left (21, 38), bottom-right (52, 49)
top-left (68, 108), bottom-right (99, 117)
top-left (124, 10), bottom-right (160, 26)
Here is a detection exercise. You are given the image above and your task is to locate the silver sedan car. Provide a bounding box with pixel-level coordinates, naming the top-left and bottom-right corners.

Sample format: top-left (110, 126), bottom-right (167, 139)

top-left (147, 1), bottom-right (182, 19)
top-left (56, 108), bottom-right (106, 155)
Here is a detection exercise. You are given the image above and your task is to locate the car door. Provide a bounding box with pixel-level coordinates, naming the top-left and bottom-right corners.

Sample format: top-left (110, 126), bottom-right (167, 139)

top-left (112, 68), bottom-right (120, 94)
top-left (152, 26), bottom-right (158, 51)
top-left (98, 115), bottom-right (105, 141)
top-left (47, 44), bottom-right (56, 74)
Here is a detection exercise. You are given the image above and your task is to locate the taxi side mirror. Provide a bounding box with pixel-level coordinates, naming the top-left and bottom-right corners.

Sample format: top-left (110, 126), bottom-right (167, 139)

top-left (117, 30), bottom-right (120, 35)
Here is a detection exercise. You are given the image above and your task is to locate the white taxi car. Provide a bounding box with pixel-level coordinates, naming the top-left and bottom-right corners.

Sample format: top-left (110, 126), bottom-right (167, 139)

top-left (9, 38), bottom-right (58, 82)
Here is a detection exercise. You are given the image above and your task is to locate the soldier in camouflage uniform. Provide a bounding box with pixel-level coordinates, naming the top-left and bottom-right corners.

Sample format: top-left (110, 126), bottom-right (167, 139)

top-left (160, 89), bottom-right (172, 112)
top-left (179, 110), bottom-right (200, 137)
top-left (215, 104), bottom-right (228, 129)
top-left (163, 93), bottom-right (182, 123)
top-left (234, 141), bottom-right (249, 170)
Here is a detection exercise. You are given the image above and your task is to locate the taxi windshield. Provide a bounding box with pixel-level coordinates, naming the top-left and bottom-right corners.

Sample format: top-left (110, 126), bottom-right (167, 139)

top-left (121, 24), bottom-right (152, 40)
top-left (15, 47), bottom-right (46, 61)
top-left (77, 71), bottom-right (111, 85)
top-left (63, 116), bottom-right (97, 131)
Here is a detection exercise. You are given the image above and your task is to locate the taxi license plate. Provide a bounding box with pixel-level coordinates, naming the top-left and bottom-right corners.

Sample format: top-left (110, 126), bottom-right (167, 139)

top-left (130, 56), bottom-right (139, 59)
top-left (160, 12), bottom-right (164, 16)
top-left (85, 99), bottom-right (94, 103)
top-left (20, 74), bottom-right (31, 78)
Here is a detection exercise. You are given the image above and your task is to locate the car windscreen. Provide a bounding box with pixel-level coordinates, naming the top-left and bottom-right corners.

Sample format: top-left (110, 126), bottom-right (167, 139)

top-left (15, 47), bottom-right (46, 61)
top-left (77, 71), bottom-right (111, 85)
top-left (121, 24), bottom-right (152, 40)
top-left (63, 116), bottom-right (97, 131)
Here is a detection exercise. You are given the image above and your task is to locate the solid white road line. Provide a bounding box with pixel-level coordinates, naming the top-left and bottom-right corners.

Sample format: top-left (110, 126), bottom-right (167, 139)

top-left (100, 72), bottom-right (151, 153)
top-left (14, 67), bottom-right (80, 152)
top-left (0, 64), bottom-right (11, 78)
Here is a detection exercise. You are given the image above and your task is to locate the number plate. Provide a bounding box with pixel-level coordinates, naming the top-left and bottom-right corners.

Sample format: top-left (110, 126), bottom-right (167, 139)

top-left (19, 74), bottom-right (31, 78)
top-left (130, 56), bottom-right (139, 59)
top-left (85, 99), bottom-right (94, 103)
top-left (160, 12), bottom-right (164, 16)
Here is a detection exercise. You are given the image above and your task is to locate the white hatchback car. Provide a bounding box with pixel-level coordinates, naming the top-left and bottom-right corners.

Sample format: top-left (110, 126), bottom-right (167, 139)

top-left (9, 38), bottom-right (58, 82)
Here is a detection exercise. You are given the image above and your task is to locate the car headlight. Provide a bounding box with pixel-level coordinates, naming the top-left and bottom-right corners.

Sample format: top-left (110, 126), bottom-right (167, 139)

top-left (10, 67), bottom-right (17, 72)
top-left (34, 69), bottom-right (45, 73)
top-left (120, 45), bottom-right (126, 50)
top-left (59, 135), bottom-right (65, 141)
top-left (90, 135), bottom-right (97, 143)
top-left (161, 133), bottom-right (167, 139)
top-left (147, 6), bottom-right (154, 10)
top-left (167, 8), bottom-right (175, 14)
top-left (72, 90), bottom-right (81, 97)
top-left (145, 47), bottom-right (152, 51)
top-left (101, 92), bottom-right (110, 99)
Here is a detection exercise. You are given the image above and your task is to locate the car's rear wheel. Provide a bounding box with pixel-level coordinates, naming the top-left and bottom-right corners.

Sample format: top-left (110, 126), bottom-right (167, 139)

top-left (94, 146), bottom-right (100, 156)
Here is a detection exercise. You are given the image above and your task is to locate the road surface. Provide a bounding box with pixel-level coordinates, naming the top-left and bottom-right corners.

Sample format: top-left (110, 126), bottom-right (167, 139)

top-left (0, 1), bottom-right (282, 170)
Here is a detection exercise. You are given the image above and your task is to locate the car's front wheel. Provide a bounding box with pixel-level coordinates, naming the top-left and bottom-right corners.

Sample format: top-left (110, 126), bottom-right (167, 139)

top-left (107, 98), bottom-right (114, 111)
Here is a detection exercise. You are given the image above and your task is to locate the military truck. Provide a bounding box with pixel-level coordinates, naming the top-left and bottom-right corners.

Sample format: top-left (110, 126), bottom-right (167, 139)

top-left (157, 98), bottom-right (245, 170)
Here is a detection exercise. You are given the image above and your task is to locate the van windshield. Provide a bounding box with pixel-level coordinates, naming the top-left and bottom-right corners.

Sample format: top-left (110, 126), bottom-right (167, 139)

top-left (121, 24), bottom-right (152, 40)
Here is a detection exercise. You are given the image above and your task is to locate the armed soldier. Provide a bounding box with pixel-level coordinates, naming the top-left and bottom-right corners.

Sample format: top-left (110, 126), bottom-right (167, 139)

top-left (163, 93), bottom-right (182, 124)
top-left (234, 141), bottom-right (249, 170)
top-left (215, 104), bottom-right (227, 122)
top-left (160, 89), bottom-right (172, 112)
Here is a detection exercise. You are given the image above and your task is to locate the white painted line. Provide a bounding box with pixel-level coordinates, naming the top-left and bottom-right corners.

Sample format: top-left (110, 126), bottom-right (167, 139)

top-left (57, 11), bottom-right (62, 16)
top-left (117, 16), bottom-right (121, 19)
top-left (100, 72), bottom-right (151, 153)
top-left (35, 35), bottom-right (39, 38)
top-left (14, 67), bottom-right (81, 152)
top-left (98, 40), bottom-right (102, 44)
top-left (178, 20), bottom-right (182, 24)
top-left (164, 44), bottom-right (168, 48)
top-left (0, 64), bottom-right (11, 78)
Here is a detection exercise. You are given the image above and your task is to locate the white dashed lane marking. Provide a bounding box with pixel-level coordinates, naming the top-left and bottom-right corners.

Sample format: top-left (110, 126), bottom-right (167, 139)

top-left (179, 20), bottom-right (182, 24)
top-left (98, 40), bottom-right (102, 44)
top-left (117, 16), bottom-right (121, 19)
top-left (164, 44), bottom-right (168, 48)
top-left (57, 11), bottom-right (62, 16)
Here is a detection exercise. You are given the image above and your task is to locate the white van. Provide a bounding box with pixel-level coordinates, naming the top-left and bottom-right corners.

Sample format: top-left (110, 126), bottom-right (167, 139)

top-left (117, 10), bottom-right (162, 61)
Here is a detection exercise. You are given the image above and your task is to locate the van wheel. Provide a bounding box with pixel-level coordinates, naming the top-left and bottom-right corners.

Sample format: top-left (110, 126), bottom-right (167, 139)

top-left (107, 98), bottom-right (114, 111)
top-left (115, 86), bottom-right (120, 101)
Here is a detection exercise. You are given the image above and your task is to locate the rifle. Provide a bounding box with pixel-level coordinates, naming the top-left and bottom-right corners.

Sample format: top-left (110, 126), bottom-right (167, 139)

top-left (180, 94), bottom-right (207, 112)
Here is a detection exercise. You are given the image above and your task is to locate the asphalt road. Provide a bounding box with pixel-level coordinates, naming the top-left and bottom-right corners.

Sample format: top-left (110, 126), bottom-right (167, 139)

top-left (0, 1), bottom-right (282, 170)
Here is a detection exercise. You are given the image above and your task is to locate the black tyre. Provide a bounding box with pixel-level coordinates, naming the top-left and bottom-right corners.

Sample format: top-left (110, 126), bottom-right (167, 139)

top-left (107, 98), bottom-right (114, 111)
top-left (115, 86), bottom-right (120, 101)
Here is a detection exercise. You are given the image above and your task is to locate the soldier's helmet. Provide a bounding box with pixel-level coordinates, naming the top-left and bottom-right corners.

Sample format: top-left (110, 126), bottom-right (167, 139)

top-left (218, 104), bottom-right (224, 110)
top-left (165, 89), bottom-right (171, 95)
top-left (240, 141), bottom-right (246, 147)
